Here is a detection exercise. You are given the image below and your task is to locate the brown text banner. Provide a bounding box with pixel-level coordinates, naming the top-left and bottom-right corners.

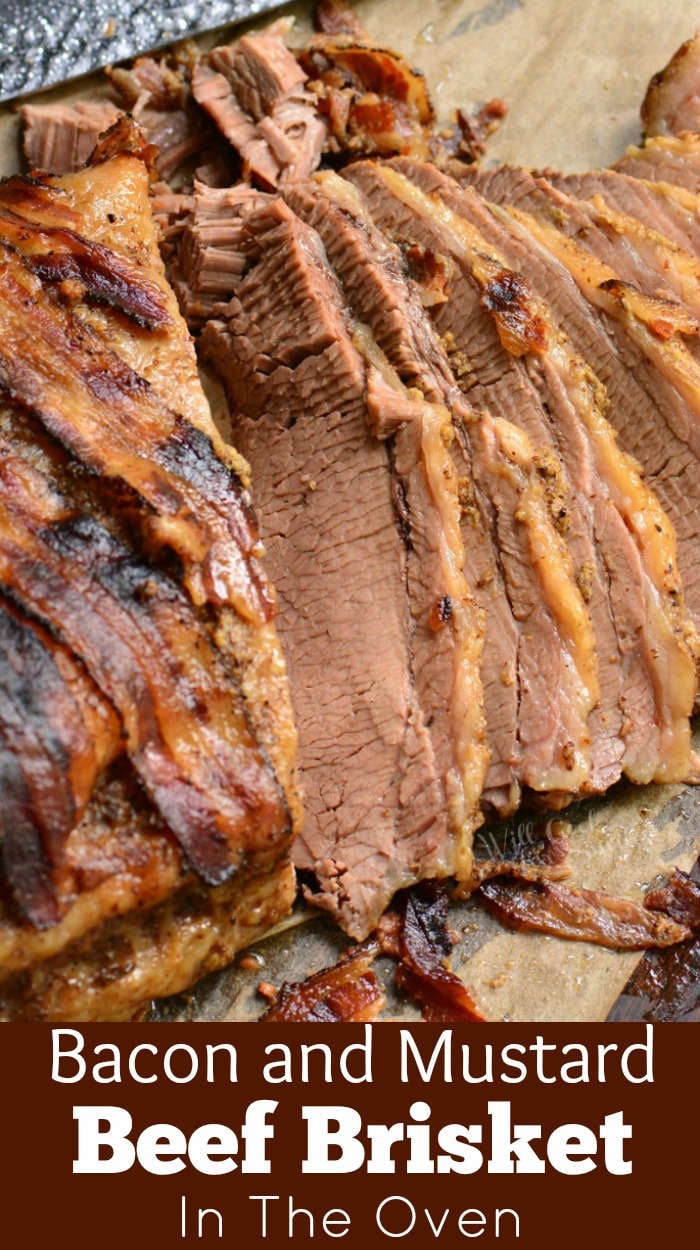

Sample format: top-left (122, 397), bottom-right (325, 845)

top-left (0, 1024), bottom-right (695, 1248)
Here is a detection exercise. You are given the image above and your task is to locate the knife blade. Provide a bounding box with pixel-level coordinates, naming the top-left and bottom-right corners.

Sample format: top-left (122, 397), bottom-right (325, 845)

top-left (0, 0), bottom-right (288, 103)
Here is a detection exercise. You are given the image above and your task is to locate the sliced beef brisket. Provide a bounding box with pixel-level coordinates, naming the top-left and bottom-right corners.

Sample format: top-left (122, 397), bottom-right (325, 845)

top-left (476, 171), bottom-right (700, 349)
top-left (343, 162), bottom-right (655, 791)
top-left (170, 182), bottom-right (267, 329)
top-left (21, 102), bottom-right (121, 174)
top-left (192, 24), bottom-right (327, 189)
top-left (288, 173), bottom-right (598, 812)
top-left (107, 53), bottom-right (212, 181)
top-left (455, 162), bottom-right (700, 742)
top-left (614, 133), bottom-right (700, 191)
top-left (201, 196), bottom-right (486, 937)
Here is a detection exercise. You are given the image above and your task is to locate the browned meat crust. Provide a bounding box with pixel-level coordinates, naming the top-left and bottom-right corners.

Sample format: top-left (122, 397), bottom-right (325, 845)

top-left (0, 599), bottom-right (121, 927)
top-left (107, 51), bottom-right (210, 181)
top-left (0, 128), bottom-right (298, 1019)
top-left (0, 240), bottom-right (273, 622)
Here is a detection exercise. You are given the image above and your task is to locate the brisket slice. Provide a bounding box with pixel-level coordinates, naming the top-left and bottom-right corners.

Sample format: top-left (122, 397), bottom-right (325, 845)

top-left (191, 182), bottom-right (515, 820)
top-left (21, 102), bottom-right (121, 175)
top-left (458, 163), bottom-right (700, 741)
top-left (288, 174), bottom-right (598, 812)
top-left (614, 133), bottom-right (700, 191)
top-left (201, 197), bottom-right (486, 938)
top-left (192, 24), bottom-right (327, 189)
top-left (39, 149), bottom-right (300, 832)
top-left (339, 163), bottom-right (621, 803)
top-left (170, 183), bottom-right (268, 330)
top-left (544, 169), bottom-right (700, 261)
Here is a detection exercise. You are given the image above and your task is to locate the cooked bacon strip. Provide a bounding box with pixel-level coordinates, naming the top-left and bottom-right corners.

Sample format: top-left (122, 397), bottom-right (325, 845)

top-left (480, 878), bottom-right (692, 949)
top-left (0, 601), bottom-right (121, 927)
top-left (579, 193), bottom-right (700, 322)
top-left (0, 442), bottom-right (290, 889)
top-left (608, 860), bottom-right (700, 1021)
top-left (261, 942), bottom-right (385, 1021)
top-left (0, 173), bottom-right (82, 231)
top-left (392, 883), bottom-right (485, 1022)
top-left (300, 39), bottom-right (434, 160)
top-left (465, 821), bottom-right (572, 891)
top-left (645, 868), bottom-right (700, 931)
top-left (0, 242), bottom-right (273, 622)
top-left (0, 205), bottom-right (169, 329)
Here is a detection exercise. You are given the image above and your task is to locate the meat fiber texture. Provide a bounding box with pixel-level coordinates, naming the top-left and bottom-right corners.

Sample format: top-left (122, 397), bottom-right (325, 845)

top-left (201, 195), bottom-right (487, 938)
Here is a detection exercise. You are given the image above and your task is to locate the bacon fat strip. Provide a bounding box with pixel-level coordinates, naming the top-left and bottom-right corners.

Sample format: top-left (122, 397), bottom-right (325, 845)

top-left (0, 241), bottom-right (273, 622)
top-left (0, 443), bottom-right (290, 891)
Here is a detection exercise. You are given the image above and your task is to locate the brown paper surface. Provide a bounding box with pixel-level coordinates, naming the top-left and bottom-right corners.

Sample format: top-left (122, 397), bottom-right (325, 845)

top-left (2, 0), bottom-right (699, 1021)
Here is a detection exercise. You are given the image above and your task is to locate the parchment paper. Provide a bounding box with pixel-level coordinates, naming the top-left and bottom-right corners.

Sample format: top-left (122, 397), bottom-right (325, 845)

top-left (2, 0), bottom-right (699, 1021)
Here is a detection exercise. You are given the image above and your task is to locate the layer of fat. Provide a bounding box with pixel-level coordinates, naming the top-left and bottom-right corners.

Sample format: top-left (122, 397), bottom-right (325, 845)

top-left (55, 155), bottom-right (252, 486)
top-left (378, 163), bottom-right (511, 282)
top-left (482, 413), bottom-right (596, 794)
top-left (419, 398), bottom-right (488, 853)
top-left (586, 192), bottom-right (700, 320)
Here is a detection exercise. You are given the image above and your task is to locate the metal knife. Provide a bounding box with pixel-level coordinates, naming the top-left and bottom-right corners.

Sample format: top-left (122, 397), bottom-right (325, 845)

top-left (0, 0), bottom-right (288, 102)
